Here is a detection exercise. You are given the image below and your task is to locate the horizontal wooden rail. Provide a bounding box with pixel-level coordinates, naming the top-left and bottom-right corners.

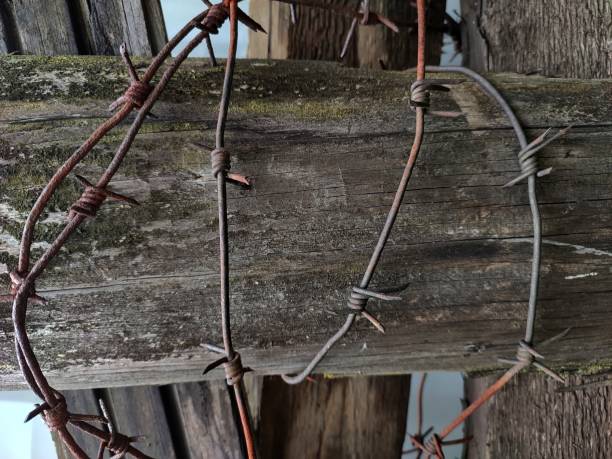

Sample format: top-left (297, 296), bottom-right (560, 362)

top-left (0, 56), bottom-right (611, 388)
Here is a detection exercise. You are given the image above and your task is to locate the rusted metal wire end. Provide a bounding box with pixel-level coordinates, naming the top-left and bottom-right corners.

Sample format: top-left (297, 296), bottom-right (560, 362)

top-left (109, 44), bottom-right (153, 112)
top-left (498, 338), bottom-right (566, 384)
top-left (203, 351), bottom-right (251, 386)
top-left (25, 396), bottom-right (68, 431)
top-left (503, 126), bottom-right (572, 187)
top-left (211, 148), bottom-right (231, 178)
top-left (69, 175), bottom-right (139, 220)
top-left (1, 271), bottom-right (46, 304)
top-left (209, 148), bottom-right (251, 186)
top-left (347, 287), bottom-right (401, 333)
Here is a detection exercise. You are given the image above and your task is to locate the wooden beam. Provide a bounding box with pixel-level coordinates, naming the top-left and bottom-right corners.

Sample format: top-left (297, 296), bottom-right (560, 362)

top-left (460, 0), bottom-right (612, 78)
top-left (466, 372), bottom-right (612, 458)
top-left (0, 56), bottom-right (611, 389)
top-left (258, 375), bottom-right (410, 458)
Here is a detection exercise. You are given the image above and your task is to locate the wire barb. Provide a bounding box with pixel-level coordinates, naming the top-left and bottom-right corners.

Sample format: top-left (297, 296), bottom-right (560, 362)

top-left (109, 43), bottom-right (153, 112)
top-left (503, 126), bottom-right (572, 188)
top-left (69, 175), bottom-right (139, 220)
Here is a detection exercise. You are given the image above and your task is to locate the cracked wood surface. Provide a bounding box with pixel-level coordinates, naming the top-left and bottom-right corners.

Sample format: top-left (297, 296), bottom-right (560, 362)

top-left (0, 56), bottom-right (611, 389)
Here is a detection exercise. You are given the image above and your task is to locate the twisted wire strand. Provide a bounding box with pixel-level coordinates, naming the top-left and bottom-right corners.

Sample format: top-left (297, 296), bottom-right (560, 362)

top-left (281, 0), bottom-right (430, 386)
top-left (404, 66), bottom-right (572, 455)
top-left (8, 7), bottom-right (223, 458)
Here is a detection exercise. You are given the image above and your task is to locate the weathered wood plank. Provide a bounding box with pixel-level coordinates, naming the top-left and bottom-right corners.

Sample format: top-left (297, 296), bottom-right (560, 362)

top-left (86, 0), bottom-right (153, 56)
top-left (140, 0), bottom-right (168, 55)
top-left (466, 372), bottom-right (612, 458)
top-left (258, 375), bottom-right (410, 458)
top-left (460, 0), bottom-right (612, 78)
top-left (104, 386), bottom-right (177, 458)
top-left (171, 380), bottom-right (244, 459)
top-left (248, 0), bottom-right (446, 69)
top-left (0, 57), bottom-right (611, 389)
top-left (10, 0), bottom-right (79, 55)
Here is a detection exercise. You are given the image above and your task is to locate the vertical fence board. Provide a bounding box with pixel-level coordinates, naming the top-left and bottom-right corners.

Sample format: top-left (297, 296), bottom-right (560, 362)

top-left (258, 375), bottom-right (410, 459)
top-left (171, 380), bottom-right (244, 459)
top-left (11, 0), bottom-right (79, 55)
top-left (54, 390), bottom-right (102, 458)
top-left (104, 386), bottom-right (177, 458)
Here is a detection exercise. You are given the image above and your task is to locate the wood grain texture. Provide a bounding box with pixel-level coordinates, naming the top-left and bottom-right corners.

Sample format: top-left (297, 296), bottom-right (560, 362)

top-left (10, 0), bottom-right (79, 55)
top-left (466, 372), bottom-right (612, 458)
top-left (104, 386), bottom-right (177, 458)
top-left (171, 380), bottom-right (244, 459)
top-left (258, 375), bottom-right (410, 459)
top-left (86, 0), bottom-right (153, 56)
top-left (248, 0), bottom-right (446, 69)
top-left (460, 0), bottom-right (612, 78)
top-left (0, 57), bottom-right (611, 389)
top-left (140, 0), bottom-right (168, 55)
top-left (357, 0), bottom-right (445, 70)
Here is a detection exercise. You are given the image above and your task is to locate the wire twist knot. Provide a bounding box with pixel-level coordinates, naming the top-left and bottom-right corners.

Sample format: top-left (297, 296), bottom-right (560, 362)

top-left (347, 287), bottom-right (402, 333)
top-left (199, 4), bottom-right (229, 34)
top-left (70, 185), bottom-right (107, 219)
top-left (41, 398), bottom-right (69, 431)
top-left (211, 148), bottom-right (231, 178)
top-left (224, 352), bottom-right (245, 386)
top-left (503, 126), bottom-right (571, 187)
top-left (107, 432), bottom-right (131, 458)
top-left (0, 271), bottom-right (46, 304)
top-left (69, 175), bottom-right (139, 220)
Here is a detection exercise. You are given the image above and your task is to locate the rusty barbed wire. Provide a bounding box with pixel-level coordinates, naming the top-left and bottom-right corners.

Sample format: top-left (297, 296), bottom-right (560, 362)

top-left (400, 66), bottom-right (572, 458)
top-left (281, 0), bottom-right (449, 385)
top-left (2, 2), bottom-right (266, 457)
top-left (4, 0), bottom-right (576, 457)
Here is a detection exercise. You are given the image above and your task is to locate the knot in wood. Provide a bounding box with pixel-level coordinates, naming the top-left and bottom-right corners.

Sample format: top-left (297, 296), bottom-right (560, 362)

top-left (41, 398), bottom-right (69, 431)
top-left (224, 352), bottom-right (244, 386)
top-left (107, 431), bottom-right (131, 457)
top-left (200, 5), bottom-right (229, 34)
top-left (211, 148), bottom-right (231, 178)
top-left (70, 185), bottom-right (107, 219)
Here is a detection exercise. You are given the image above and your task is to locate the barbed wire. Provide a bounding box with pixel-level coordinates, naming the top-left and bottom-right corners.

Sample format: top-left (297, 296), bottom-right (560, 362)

top-left (3, 0), bottom-right (574, 458)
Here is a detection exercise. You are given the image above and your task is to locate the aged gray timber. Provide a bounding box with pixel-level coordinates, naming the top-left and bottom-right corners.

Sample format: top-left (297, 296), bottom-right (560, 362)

top-left (460, 0), bottom-right (612, 78)
top-left (170, 381), bottom-right (244, 458)
top-left (105, 386), bottom-right (178, 458)
top-left (0, 56), bottom-right (611, 389)
top-left (466, 372), bottom-right (612, 458)
top-left (4, 0), bottom-right (80, 55)
top-left (0, 0), bottom-right (167, 57)
top-left (258, 375), bottom-right (410, 458)
top-left (247, 0), bottom-right (445, 69)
